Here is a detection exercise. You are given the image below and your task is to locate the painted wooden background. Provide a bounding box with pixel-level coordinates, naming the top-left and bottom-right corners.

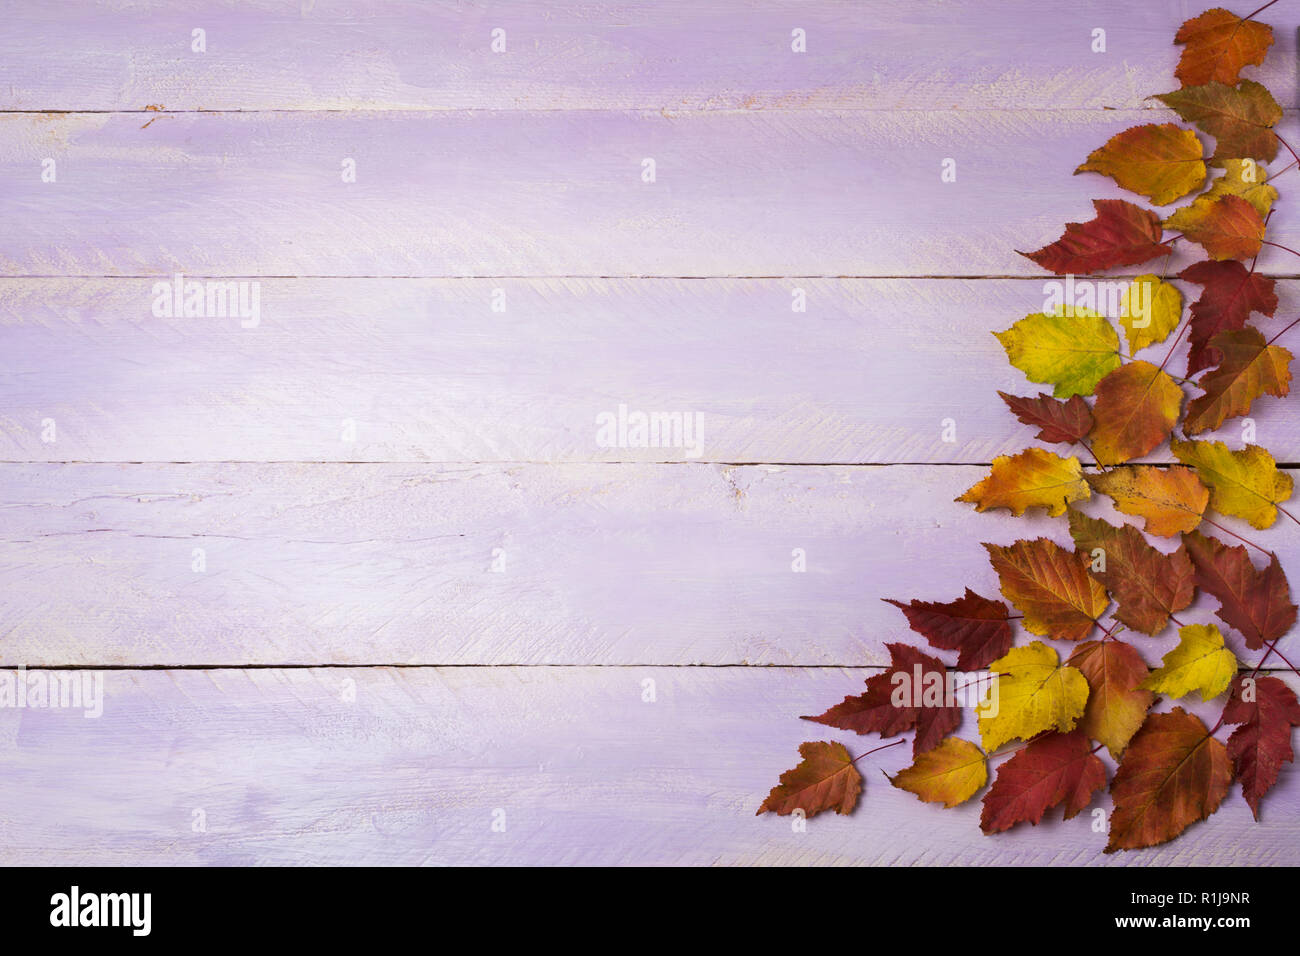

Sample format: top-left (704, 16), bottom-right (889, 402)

top-left (1, 0), bottom-right (1297, 865)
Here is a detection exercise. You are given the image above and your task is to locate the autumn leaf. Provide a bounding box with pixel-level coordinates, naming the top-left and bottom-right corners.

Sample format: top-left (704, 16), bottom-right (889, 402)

top-left (1174, 8), bottom-right (1273, 87)
top-left (802, 643), bottom-right (960, 755)
top-left (956, 448), bottom-right (1090, 517)
top-left (1141, 623), bottom-right (1238, 701)
top-left (1222, 674), bottom-right (1300, 819)
top-left (978, 642), bottom-right (1090, 752)
top-left (1069, 640), bottom-right (1154, 758)
top-left (1118, 274), bottom-right (1183, 353)
top-left (979, 730), bottom-right (1106, 833)
top-left (1075, 123), bottom-right (1205, 205)
top-left (1019, 199), bottom-right (1173, 275)
top-left (1156, 80), bottom-right (1281, 161)
top-left (1087, 465), bottom-right (1209, 536)
top-left (1183, 530), bottom-right (1297, 650)
top-left (882, 589), bottom-right (1013, 671)
top-left (998, 391), bottom-right (1094, 445)
top-left (1179, 259), bottom-right (1277, 376)
top-left (890, 737), bottom-right (988, 808)
top-left (984, 538), bottom-right (1109, 641)
top-left (758, 741), bottom-right (863, 817)
top-left (1088, 361), bottom-right (1183, 465)
top-left (1106, 707), bottom-right (1232, 851)
top-left (1167, 194), bottom-right (1264, 260)
top-left (1202, 158), bottom-right (1277, 218)
top-left (1184, 327), bottom-right (1291, 434)
top-left (994, 308), bottom-right (1120, 398)
top-left (1067, 511), bottom-right (1194, 635)
top-left (1170, 439), bottom-right (1294, 528)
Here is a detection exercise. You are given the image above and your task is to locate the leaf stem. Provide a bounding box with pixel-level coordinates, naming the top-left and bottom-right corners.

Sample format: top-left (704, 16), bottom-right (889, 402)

top-left (1200, 515), bottom-right (1276, 558)
top-left (851, 738), bottom-right (906, 764)
top-left (1244, 0), bottom-right (1282, 22)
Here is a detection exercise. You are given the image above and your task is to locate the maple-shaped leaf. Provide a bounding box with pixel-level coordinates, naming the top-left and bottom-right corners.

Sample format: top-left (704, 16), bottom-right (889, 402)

top-left (890, 737), bottom-right (988, 808)
top-left (1170, 439), bottom-right (1294, 529)
top-left (882, 589), bottom-right (1013, 671)
top-left (757, 741), bottom-right (862, 817)
top-left (1183, 530), bottom-right (1297, 650)
top-left (994, 308), bottom-right (1120, 398)
top-left (1118, 274), bottom-right (1183, 353)
top-left (1179, 259), bottom-right (1277, 376)
top-left (1088, 361), bottom-right (1183, 465)
top-left (998, 391), bottom-right (1094, 445)
top-left (1184, 328), bottom-right (1291, 434)
top-left (1075, 123), bottom-right (1206, 205)
top-left (802, 643), bottom-right (960, 754)
top-left (978, 641), bottom-right (1090, 752)
top-left (1156, 80), bottom-right (1282, 161)
top-left (1174, 7), bottom-right (1273, 87)
top-left (956, 448), bottom-right (1090, 517)
top-left (1087, 465), bottom-right (1209, 537)
top-left (1200, 158), bottom-right (1277, 218)
top-left (1105, 707), bottom-right (1232, 851)
top-left (1067, 511), bottom-right (1194, 635)
top-left (984, 538), bottom-right (1108, 641)
top-left (1020, 199), bottom-right (1172, 275)
top-left (979, 730), bottom-right (1106, 833)
top-left (1141, 623), bottom-right (1238, 701)
top-left (1167, 194), bottom-right (1264, 260)
top-left (1222, 674), bottom-right (1300, 819)
top-left (1069, 640), bottom-right (1154, 758)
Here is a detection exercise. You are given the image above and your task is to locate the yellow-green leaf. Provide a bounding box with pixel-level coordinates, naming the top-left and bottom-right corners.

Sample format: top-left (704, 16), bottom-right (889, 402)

top-left (979, 642), bottom-right (1091, 752)
top-left (1119, 275), bottom-right (1183, 352)
top-left (956, 448), bottom-right (1090, 517)
top-left (995, 308), bottom-right (1121, 398)
top-left (1141, 623), bottom-right (1239, 701)
top-left (1170, 439), bottom-right (1294, 529)
top-left (890, 737), bottom-right (988, 808)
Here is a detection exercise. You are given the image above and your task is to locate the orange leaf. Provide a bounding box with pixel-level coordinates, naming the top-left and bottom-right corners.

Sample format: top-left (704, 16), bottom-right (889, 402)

top-left (1184, 327), bottom-right (1291, 434)
top-left (1075, 123), bottom-right (1205, 205)
top-left (1169, 194), bottom-right (1264, 260)
top-left (1020, 199), bottom-right (1172, 275)
top-left (1088, 361), bottom-right (1183, 465)
top-left (757, 741), bottom-right (862, 817)
top-left (1087, 465), bottom-right (1209, 537)
top-left (983, 538), bottom-right (1108, 641)
top-left (1106, 708), bottom-right (1231, 851)
top-left (1156, 80), bottom-right (1281, 161)
top-left (1068, 640), bottom-right (1154, 759)
top-left (1175, 8), bottom-right (1273, 87)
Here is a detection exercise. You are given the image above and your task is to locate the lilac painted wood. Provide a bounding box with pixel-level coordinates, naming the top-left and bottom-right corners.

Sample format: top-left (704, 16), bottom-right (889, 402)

top-left (2, 277), bottom-right (1298, 464)
top-left (0, 1), bottom-right (1295, 112)
top-left (1, 462), bottom-right (1293, 668)
top-left (3, 110), bottom-right (1299, 278)
top-left (0, 667), bottom-right (1293, 866)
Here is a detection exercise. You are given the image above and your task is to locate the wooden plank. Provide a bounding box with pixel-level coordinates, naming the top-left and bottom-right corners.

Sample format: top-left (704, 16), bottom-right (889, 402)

top-left (2, 462), bottom-right (1295, 667)
top-left (0, 665), bottom-right (1293, 865)
top-left (0, 0), bottom-right (1294, 112)
top-left (4, 110), bottom-right (1300, 278)
top-left (4, 277), bottom-right (1300, 464)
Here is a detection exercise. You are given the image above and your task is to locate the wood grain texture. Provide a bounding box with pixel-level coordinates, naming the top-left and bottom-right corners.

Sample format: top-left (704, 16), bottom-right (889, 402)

top-left (2, 462), bottom-right (1293, 667)
top-left (3, 277), bottom-right (1300, 464)
top-left (0, 0), bottom-right (1294, 112)
top-left (4, 109), bottom-right (1300, 278)
top-left (0, 666), bottom-right (1292, 866)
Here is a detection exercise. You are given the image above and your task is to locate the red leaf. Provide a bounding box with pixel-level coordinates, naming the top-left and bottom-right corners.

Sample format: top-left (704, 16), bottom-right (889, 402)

top-left (803, 643), bottom-right (961, 755)
top-left (1183, 530), bottom-right (1297, 650)
top-left (980, 730), bottom-right (1107, 834)
top-left (1222, 675), bottom-right (1300, 819)
top-left (1179, 260), bottom-right (1278, 376)
top-left (883, 589), bottom-right (1013, 671)
top-left (1020, 199), bottom-right (1173, 275)
top-left (997, 391), bottom-right (1095, 445)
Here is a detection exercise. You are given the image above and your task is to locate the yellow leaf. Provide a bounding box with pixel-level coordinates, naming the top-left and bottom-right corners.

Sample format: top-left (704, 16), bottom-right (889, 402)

top-left (1086, 465), bottom-right (1209, 536)
top-left (1118, 275), bottom-right (1183, 352)
top-left (979, 642), bottom-right (1091, 752)
top-left (956, 448), bottom-right (1090, 517)
top-left (1204, 159), bottom-right (1277, 218)
top-left (890, 737), bottom-right (987, 807)
top-left (1075, 123), bottom-right (1205, 205)
top-left (1141, 623), bottom-right (1238, 701)
top-left (1170, 439), bottom-right (1294, 529)
top-left (994, 308), bottom-right (1120, 398)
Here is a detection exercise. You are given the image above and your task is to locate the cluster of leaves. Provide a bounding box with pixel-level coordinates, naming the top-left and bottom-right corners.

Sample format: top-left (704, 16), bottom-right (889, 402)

top-left (760, 6), bottom-right (1300, 851)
